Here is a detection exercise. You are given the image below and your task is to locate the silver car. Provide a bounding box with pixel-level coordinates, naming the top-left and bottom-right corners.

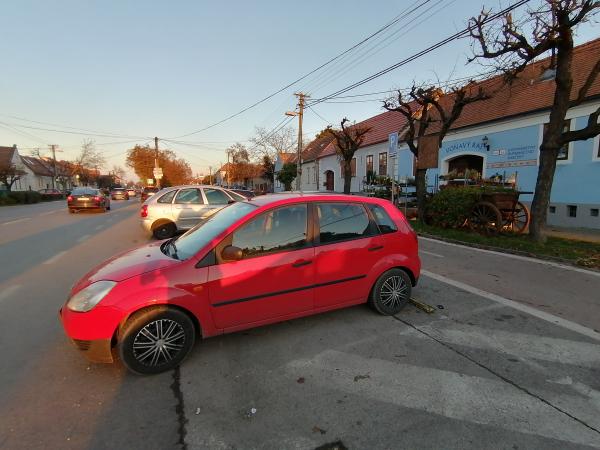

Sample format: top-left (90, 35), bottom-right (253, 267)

top-left (140, 185), bottom-right (247, 239)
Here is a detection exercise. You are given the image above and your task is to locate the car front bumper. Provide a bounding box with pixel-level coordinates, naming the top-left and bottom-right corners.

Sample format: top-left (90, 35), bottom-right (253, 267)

top-left (59, 307), bottom-right (115, 363)
top-left (141, 218), bottom-right (153, 235)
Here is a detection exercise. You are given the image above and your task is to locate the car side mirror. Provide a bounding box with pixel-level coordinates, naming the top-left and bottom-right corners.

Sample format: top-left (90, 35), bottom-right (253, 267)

top-left (221, 245), bottom-right (243, 261)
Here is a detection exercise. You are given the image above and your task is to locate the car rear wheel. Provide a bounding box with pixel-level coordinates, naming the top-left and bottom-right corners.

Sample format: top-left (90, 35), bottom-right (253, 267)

top-left (153, 222), bottom-right (176, 240)
top-left (118, 307), bottom-right (196, 375)
top-left (69, 209), bottom-right (75, 214)
top-left (369, 269), bottom-right (411, 315)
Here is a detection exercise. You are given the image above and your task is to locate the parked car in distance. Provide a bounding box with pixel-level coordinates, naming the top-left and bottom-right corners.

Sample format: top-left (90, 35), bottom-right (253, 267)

top-left (38, 188), bottom-right (64, 199)
top-left (67, 187), bottom-right (111, 213)
top-left (140, 185), bottom-right (244, 239)
top-left (111, 187), bottom-right (129, 200)
top-left (230, 188), bottom-right (256, 199)
top-left (60, 193), bottom-right (420, 374)
top-left (140, 186), bottom-right (159, 203)
top-left (127, 188), bottom-right (136, 197)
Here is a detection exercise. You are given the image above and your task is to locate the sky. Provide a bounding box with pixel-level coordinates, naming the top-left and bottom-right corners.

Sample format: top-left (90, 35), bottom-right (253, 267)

top-left (1, 0), bottom-right (598, 181)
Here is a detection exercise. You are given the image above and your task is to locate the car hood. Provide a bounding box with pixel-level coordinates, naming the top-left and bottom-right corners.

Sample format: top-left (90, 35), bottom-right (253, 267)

top-left (71, 242), bottom-right (180, 294)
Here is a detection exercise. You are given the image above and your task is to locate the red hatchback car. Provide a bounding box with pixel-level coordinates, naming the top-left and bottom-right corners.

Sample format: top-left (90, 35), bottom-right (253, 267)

top-left (60, 194), bottom-right (420, 374)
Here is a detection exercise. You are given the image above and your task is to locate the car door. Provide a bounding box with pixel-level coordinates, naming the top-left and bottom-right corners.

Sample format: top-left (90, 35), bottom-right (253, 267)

top-left (206, 203), bottom-right (314, 330)
top-left (312, 202), bottom-right (382, 309)
top-left (201, 187), bottom-right (234, 219)
top-left (172, 188), bottom-right (205, 229)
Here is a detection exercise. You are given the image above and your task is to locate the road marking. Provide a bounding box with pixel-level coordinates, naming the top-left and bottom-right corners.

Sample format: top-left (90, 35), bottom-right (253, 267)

top-left (1, 217), bottom-right (30, 226)
top-left (77, 234), bottom-right (91, 243)
top-left (39, 210), bottom-right (60, 216)
top-left (0, 285), bottom-right (21, 303)
top-left (420, 236), bottom-right (600, 278)
top-left (42, 251), bottom-right (67, 265)
top-left (94, 225), bottom-right (103, 230)
top-left (420, 250), bottom-right (444, 258)
top-left (288, 350), bottom-right (600, 447)
top-left (422, 270), bottom-right (600, 342)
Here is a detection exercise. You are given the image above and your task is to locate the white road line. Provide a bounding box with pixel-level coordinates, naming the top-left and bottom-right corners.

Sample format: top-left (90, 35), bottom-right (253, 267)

top-left (420, 250), bottom-right (444, 258)
top-left (0, 285), bottom-right (21, 303)
top-left (77, 234), bottom-right (91, 243)
top-left (39, 210), bottom-right (60, 216)
top-left (288, 350), bottom-right (600, 447)
top-left (422, 269), bottom-right (600, 342)
top-left (420, 236), bottom-right (600, 277)
top-left (1, 217), bottom-right (30, 226)
top-left (42, 250), bottom-right (67, 265)
top-left (94, 225), bottom-right (103, 231)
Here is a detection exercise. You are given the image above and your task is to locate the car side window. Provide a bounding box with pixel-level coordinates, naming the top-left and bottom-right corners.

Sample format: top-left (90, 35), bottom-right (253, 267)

top-left (317, 203), bottom-right (373, 244)
top-left (231, 204), bottom-right (308, 258)
top-left (367, 204), bottom-right (397, 234)
top-left (158, 190), bottom-right (177, 204)
top-left (174, 188), bottom-right (203, 204)
top-left (204, 188), bottom-right (231, 205)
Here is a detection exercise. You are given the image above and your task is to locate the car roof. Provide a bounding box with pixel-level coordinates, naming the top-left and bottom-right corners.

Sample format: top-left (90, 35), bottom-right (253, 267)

top-left (248, 192), bottom-right (390, 208)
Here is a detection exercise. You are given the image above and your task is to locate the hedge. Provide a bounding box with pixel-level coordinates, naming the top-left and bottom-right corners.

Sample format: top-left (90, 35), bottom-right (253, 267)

top-left (0, 191), bottom-right (63, 206)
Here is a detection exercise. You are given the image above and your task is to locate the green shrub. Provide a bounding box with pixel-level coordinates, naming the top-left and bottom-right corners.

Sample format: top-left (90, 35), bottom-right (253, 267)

top-left (0, 190), bottom-right (43, 205)
top-left (425, 187), bottom-right (481, 228)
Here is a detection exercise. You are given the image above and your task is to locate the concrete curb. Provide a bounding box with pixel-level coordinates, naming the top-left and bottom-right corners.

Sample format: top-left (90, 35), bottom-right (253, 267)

top-left (417, 232), bottom-right (600, 273)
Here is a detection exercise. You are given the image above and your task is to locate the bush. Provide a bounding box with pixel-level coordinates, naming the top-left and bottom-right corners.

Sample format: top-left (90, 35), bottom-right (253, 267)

top-left (425, 187), bottom-right (481, 228)
top-left (0, 190), bottom-right (43, 205)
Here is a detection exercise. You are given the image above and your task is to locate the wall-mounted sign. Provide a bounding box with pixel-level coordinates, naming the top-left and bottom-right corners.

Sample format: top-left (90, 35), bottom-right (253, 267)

top-left (487, 160), bottom-right (537, 168)
top-left (492, 149), bottom-right (506, 156)
top-left (388, 132), bottom-right (398, 157)
top-left (443, 140), bottom-right (487, 154)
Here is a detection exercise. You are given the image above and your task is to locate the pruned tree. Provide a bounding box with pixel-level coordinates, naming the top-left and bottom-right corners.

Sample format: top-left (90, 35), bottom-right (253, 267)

top-left (126, 145), bottom-right (191, 186)
top-left (384, 83), bottom-right (489, 221)
top-left (276, 162), bottom-right (297, 191)
top-left (226, 142), bottom-right (255, 184)
top-left (324, 118), bottom-right (372, 194)
top-left (249, 126), bottom-right (297, 161)
top-left (469, 0), bottom-right (600, 243)
top-left (0, 161), bottom-right (26, 191)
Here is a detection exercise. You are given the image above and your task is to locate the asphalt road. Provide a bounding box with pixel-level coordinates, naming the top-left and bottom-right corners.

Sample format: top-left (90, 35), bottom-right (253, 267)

top-left (0, 200), bottom-right (599, 450)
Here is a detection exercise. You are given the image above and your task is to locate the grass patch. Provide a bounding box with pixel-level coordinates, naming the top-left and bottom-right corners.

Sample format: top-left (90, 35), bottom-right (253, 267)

top-left (411, 221), bottom-right (600, 269)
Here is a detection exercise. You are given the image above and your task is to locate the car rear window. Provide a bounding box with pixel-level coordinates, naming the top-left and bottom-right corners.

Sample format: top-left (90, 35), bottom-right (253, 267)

top-left (317, 203), bottom-right (375, 244)
top-left (72, 188), bottom-right (97, 195)
top-left (158, 190), bottom-right (177, 204)
top-left (367, 204), bottom-right (398, 234)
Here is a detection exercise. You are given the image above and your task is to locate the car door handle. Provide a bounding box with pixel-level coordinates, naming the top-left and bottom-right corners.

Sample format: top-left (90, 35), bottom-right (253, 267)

top-left (292, 259), bottom-right (312, 268)
top-left (368, 245), bottom-right (384, 252)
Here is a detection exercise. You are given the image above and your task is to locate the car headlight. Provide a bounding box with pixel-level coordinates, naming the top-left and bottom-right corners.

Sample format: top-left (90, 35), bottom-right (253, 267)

top-left (67, 281), bottom-right (117, 312)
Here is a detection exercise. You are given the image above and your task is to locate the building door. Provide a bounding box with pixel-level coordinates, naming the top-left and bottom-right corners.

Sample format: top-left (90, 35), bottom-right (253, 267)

top-left (325, 170), bottom-right (334, 191)
top-left (448, 155), bottom-right (484, 178)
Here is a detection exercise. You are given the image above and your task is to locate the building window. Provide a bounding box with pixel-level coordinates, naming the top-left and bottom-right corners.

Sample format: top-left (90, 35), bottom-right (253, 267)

top-left (351, 158), bottom-right (356, 177)
top-left (379, 152), bottom-right (388, 176)
top-left (568, 205), bottom-right (577, 217)
top-left (544, 120), bottom-right (571, 160)
top-left (549, 206), bottom-right (556, 214)
top-left (366, 155), bottom-right (373, 175)
top-left (307, 168), bottom-right (310, 183)
top-left (591, 208), bottom-right (599, 217)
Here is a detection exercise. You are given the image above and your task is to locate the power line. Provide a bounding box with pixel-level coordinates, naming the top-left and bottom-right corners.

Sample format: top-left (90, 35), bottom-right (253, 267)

top-left (308, 0), bottom-right (531, 107)
top-left (172, 0), bottom-right (434, 138)
top-left (308, 106), bottom-right (332, 125)
top-left (0, 120), bottom-right (151, 140)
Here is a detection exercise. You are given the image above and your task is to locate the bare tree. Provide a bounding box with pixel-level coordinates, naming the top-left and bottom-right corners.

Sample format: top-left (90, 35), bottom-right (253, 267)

top-left (112, 165), bottom-right (126, 184)
top-left (325, 118), bottom-right (372, 194)
top-left (469, 0), bottom-right (600, 243)
top-left (73, 140), bottom-right (106, 175)
top-left (0, 161), bottom-right (26, 191)
top-left (249, 126), bottom-right (297, 161)
top-left (384, 83), bottom-right (489, 221)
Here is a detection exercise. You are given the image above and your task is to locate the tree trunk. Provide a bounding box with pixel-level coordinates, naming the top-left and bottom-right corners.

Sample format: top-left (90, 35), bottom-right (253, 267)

top-left (343, 160), bottom-right (352, 194)
top-left (529, 147), bottom-right (560, 243)
top-left (415, 168), bottom-right (427, 222)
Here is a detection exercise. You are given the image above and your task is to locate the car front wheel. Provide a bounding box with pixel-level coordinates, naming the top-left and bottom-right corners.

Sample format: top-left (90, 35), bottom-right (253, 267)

top-left (153, 222), bottom-right (176, 240)
top-left (118, 307), bottom-right (196, 375)
top-left (369, 269), bottom-right (411, 315)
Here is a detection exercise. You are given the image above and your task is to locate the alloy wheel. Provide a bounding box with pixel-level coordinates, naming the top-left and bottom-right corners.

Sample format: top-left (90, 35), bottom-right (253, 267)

top-left (380, 275), bottom-right (409, 310)
top-left (132, 319), bottom-right (185, 367)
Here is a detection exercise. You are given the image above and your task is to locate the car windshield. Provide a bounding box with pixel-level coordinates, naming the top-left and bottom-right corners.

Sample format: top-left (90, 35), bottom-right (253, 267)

top-left (165, 202), bottom-right (257, 260)
top-left (72, 188), bottom-right (97, 195)
top-left (226, 190), bottom-right (248, 201)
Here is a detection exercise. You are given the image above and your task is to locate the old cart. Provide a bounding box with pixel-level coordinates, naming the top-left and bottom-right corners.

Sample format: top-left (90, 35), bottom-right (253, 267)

top-left (469, 190), bottom-right (531, 234)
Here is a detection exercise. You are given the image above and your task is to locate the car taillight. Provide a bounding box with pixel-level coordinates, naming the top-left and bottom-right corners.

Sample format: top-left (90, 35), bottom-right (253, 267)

top-left (141, 204), bottom-right (148, 218)
top-left (94, 196), bottom-right (101, 202)
top-left (67, 196), bottom-right (73, 202)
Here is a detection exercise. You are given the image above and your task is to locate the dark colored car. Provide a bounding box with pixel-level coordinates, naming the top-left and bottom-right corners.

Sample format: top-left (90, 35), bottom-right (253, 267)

top-left (67, 187), bottom-right (111, 213)
top-left (61, 193), bottom-right (420, 374)
top-left (39, 188), bottom-right (64, 199)
top-left (111, 187), bottom-right (129, 200)
top-left (230, 188), bottom-right (256, 199)
top-left (140, 186), bottom-right (159, 203)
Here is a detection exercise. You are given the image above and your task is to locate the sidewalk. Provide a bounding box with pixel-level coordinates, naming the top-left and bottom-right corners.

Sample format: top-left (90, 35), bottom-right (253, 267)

top-left (546, 226), bottom-right (600, 243)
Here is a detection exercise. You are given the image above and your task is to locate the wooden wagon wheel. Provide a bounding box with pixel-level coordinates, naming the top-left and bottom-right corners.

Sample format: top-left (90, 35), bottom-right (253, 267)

top-left (502, 201), bottom-right (530, 234)
top-left (469, 201), bottom-right (503, 235)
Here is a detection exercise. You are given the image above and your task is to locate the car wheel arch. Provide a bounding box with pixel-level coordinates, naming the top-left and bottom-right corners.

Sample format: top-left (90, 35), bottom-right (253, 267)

top-left (151, 218), bottom-right (176, 231)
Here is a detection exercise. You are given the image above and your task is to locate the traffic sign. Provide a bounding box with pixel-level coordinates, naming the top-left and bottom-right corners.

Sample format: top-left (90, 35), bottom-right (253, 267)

top-left (153, 168), bottom-right (163, 179)
top-left (388, 132), bottom-right (398, 157)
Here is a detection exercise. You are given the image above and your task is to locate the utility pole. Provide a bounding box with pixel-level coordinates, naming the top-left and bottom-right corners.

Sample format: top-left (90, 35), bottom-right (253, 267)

top-left (154, 137), bottom-right (161, 189)
top-left (285, 92), bottom-right (309, 191)
top-left (49, 144), bottom-right (58, 189)
top-left (208, 166), bottom-right (212, 185)
top-left (226, 150), bottom-right (231, 187)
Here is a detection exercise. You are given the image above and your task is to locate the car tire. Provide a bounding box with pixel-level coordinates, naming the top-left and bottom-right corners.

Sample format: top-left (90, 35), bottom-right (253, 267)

top-left (69, 209), bottom-right (75, 214)
top-left (369, 269), bottom-right (411, 316)
top-left (153, 222), bottom-right (176, 240)
top-left (118, 307), bottom-right (196, 375)
top-left (106, 205), bottom-right (111, 211)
